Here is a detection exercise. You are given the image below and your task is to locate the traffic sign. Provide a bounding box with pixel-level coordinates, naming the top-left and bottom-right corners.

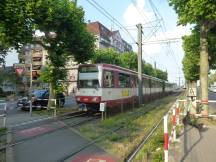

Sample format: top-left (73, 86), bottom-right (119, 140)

top-left (15, 68), bottom-right (24, 76)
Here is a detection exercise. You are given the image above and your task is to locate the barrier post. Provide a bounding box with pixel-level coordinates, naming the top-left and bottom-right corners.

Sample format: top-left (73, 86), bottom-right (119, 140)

top-left (176, 102), bottom-right (180, 125)
top-left (164, 114), bottom-right (168, 162)
top-left (172, 108), bottom-right (176, 141)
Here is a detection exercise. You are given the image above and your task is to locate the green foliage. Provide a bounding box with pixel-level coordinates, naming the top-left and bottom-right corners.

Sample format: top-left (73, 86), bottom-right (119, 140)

top-left (92, 49), bottom-right (168, 80)
top-left (0, 69), bottom-right (21, 85)
top-left (168, 0), bottom-right (216, 25)
top-left (40, 65), bottom-right (66, 94)
top-left (182, 30), bottom-right (200, 81)
top-left (92, 48), bottom-right (121, 65)
top-left (209, 72), bottom-right (216, 86)
top-left (119, 52), bottom-right (137, 71)
top-left (182, 27), bottom-right (216, 82)
top-left (0, 0), bottom-right (95, 97)
top-left (155, 69), bottom-right (168, 81)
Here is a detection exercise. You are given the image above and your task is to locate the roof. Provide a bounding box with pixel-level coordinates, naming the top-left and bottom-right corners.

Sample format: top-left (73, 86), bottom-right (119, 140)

top-left (87, 21), bottom-right (111, 41)
top-left (78, 63), bottom-right (165, 82)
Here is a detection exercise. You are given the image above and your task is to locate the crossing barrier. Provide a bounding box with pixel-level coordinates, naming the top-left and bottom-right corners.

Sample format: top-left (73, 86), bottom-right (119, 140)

top-left (163, 101), bottom-right (181, 162)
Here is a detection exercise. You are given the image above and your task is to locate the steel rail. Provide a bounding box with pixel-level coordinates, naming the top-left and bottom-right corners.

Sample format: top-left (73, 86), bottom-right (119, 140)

top-left (125, 115), bottom-right (164, 162)
top-left (0, 113), bottom-right (98, 150)
top-left (57, 100), bottom-right (168, 162)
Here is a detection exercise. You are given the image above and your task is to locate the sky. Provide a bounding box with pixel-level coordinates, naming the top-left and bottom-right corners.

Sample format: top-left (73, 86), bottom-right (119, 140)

top-left (5, 0), bottom-right (191, 85)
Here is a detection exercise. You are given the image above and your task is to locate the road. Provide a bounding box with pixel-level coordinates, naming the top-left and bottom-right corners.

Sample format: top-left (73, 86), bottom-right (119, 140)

top-left (208, 91), bottom-right (216, 114)
top-left (1, 95), bottom-right (77, 127)
top-left (2, 96), bottom-right (116, 162)
top-left (8, 114), bottom-right (116, 162)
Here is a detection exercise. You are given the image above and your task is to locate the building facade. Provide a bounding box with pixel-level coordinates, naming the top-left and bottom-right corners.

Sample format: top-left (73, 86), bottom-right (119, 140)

top-left (87, 21), bottom-right (133, 52)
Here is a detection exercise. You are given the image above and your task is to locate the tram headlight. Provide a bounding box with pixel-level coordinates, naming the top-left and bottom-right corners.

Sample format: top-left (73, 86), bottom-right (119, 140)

top-left (92, 96), bottom-right (100, 102)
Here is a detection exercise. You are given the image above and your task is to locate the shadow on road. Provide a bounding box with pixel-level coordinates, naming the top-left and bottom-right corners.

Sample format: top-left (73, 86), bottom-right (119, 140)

top-left (180, 116), bottom-right (208, 162)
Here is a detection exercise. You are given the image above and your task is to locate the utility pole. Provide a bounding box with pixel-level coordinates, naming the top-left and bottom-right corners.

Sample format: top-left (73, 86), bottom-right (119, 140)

top-left (74, 0), bottom-right (77, 6)
top-left (154, 61), bottom-right (157, 76)
top-left (137, 24), bottom-right (143, 105)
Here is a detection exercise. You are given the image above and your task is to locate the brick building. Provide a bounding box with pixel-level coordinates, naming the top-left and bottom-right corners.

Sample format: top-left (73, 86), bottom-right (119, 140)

top-left (87, 21), bottom-right (132, 52)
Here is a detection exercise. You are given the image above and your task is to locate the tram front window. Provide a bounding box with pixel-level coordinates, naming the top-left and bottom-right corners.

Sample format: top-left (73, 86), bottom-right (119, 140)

top-left (79, 80), bottom-right (99, 88)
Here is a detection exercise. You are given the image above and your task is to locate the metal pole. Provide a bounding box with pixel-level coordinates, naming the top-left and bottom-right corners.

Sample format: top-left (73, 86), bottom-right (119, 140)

top-left (29, 63), bottom-right (33, 116)
top-left (137, 24), bottom-right (143, 105)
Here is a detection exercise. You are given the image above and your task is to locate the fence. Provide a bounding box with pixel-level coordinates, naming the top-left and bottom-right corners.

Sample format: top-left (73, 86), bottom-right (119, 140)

top-left (163, 98), bottom-right (216, 162)
top-left (163, 101), bottom-right (181, 162)
top-left (25, 98), bottom-right (64, 117)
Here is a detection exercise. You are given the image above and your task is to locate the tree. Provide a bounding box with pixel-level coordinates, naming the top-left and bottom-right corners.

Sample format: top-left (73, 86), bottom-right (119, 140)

top-left (92, 48), bottom-right (168, 80)
top-left (155, 69), bottom-right (168, 81)
top-left (182, 30), bottom-right (200, 82)
top-left (209, 72), bottom-right (216, 86)
top-left (92, 48), bottom-right (121, 65)
top-left (0, 0), bottom-right (36, 61)
top-left (169, 0), bottom-right (216, 115)
top-left (1, 0), bottom-right (95, 101)
top-left (119, 52), bottom-right (137, 71)
top-left (182, 27), bottom-right (216, 82)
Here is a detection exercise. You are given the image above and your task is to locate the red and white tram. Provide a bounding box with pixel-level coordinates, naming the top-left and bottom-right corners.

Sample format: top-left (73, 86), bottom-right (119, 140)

top-left (75, 64), bottom-right (175, 111)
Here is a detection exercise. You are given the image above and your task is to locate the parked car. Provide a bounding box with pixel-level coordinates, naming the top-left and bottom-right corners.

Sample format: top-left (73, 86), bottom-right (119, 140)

top-left (17, 90), bottom-right (65, 110)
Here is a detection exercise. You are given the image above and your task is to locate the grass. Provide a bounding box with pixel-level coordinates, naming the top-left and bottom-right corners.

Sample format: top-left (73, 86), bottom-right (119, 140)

top-left (0, 128), bottom-right (7, 134)
top-left (78, 93), bottom-right (185, 161)
top-left (134, 124), bottom-right (164, 162)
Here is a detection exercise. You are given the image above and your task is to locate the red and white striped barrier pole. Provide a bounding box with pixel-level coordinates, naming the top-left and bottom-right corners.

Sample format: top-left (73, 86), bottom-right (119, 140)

top-left (164, 114), bottom-right (169, 162)
top-left (176, 102), bottom-right (180, 125)
top-left (172, 108), bottom-right (176, 141)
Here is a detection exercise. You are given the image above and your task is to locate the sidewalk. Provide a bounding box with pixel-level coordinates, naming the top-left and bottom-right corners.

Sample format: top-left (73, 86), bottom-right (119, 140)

top-left (170, 123), bottom-right (216, 162)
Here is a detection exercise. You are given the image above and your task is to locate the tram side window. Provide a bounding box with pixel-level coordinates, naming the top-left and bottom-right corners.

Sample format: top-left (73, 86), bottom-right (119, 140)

top-left (119, 73), bottom-right (130, 88)
top-left (103, 71), bottom-right (114, 88)
top-left (131, 76), bottom-right (137, 87)
top-left (143, 77), bottom-right (149, 88)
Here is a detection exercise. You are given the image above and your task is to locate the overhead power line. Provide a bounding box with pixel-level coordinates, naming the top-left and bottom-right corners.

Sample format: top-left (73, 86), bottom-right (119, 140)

top-left (142, 37), bottom-right (181, 45)
top-left (148, 0), bottom-right (182, 72)
top-left (86, 0), bottom-right (137, 44)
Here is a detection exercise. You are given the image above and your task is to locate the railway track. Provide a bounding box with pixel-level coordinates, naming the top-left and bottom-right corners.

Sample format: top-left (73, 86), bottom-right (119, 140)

top-left (57, 103), bottom-right (164, 162)
top-left (0, 111), bottom-right (100, 150)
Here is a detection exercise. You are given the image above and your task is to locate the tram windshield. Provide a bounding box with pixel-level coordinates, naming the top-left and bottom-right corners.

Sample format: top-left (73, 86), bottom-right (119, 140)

top-left (78, 66), bottom-right (100, 88)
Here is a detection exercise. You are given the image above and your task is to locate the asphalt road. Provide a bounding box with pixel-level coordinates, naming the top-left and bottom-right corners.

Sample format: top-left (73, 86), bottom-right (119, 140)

top-left (1, 95), bottom-right (77, 127)
top-left (9, 115), bottom-right (116, 162)
top-left (208, 91), bottom-right (216, 114)
top-left (3, 96), bottom-right (115, 162)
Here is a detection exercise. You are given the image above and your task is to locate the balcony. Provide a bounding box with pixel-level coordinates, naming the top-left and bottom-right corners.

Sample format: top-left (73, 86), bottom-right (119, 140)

top-left (32, 61), bottom-right (42, 66)
top-left (32, 51), bottom-right (43, 58)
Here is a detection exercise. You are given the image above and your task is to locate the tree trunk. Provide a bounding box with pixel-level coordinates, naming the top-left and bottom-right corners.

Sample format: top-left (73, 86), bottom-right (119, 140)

top-left (200, 23), bottom-right (209, 116)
